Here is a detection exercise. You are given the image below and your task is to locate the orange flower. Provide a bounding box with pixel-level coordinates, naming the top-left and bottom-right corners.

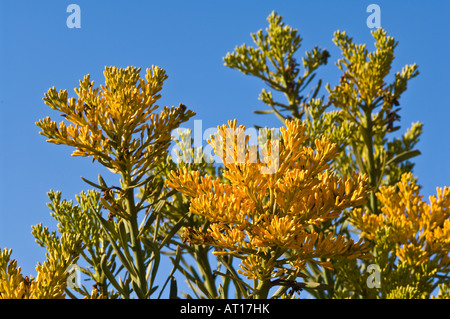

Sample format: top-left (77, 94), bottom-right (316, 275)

top-left (168, 119), bottom-right (371, 281)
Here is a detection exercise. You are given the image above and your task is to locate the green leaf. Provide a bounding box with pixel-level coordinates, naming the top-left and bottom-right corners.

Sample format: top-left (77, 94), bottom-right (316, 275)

top-left (81, 176), bottom-right (105, 190)
top-left (298, 72), bottom-right (317, 93)
top-left (100, 254), bottom-right (130, 298)
top-left (157, 245), bottom-right (182, 299)
top-left (195, 279), bottom-right (215, 299)
top-left (141, 237), bottom-right (161, 292)
top-left (131, 280), bottom-right (146, 299)
top-left (351, 141), bottom-right (367, 175)
top-left (138, 210), bottom-right (158, 238)
top-left (216, 256), bottom-right (250, 298)
top-left (98, 174), bottom-right (108, 189)
top-left (253, 109), bottom-right (275, 114)
top-left (147, 285), bottom-right (159, 298)
top-left (218, 283), bottom-right (226, 299)
top-left (270, 104), bottom-right (287, 123)
top-left (99, 197), bottom-right (122, 218)
top-left (118, 220), bottom-right (130, 247)
top-left (309, 78), bottom-right (322, 100)
top-left (117, 220), bottom-right (135, 267)
top-left (300, 281), bottom-right (332, 291)
top-left (91, 211), bottom-right (117, 239)
top-left (386, 149), bottom-right (421, 167)
top-left (92, 212), bottom-right (139, 281)
top-left (138, 197), bottom-right (171, 237)
top-left (158, 213), bottom-right (187, 249)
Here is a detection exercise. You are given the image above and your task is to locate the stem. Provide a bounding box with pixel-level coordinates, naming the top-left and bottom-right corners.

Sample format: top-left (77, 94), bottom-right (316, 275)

top-left (362, 108), bottom-right (378, 215)
top-left (255, 279), bottom-right (272, 299)
top-left (285, 91), bottom-right (300, 119)
top-left (124, 184), bottom-right (148, 298)
top-left (321, 258), bottom-right (334, 298)
top-left (196, 246), bottom-right (218, 298)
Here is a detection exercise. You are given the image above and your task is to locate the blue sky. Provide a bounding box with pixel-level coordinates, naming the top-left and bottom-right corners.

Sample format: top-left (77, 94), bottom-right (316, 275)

top-left (0, 1), bottom-right (449, 297)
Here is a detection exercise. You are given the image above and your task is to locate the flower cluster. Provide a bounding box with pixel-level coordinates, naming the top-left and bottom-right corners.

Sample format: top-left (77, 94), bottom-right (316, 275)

top-left (168, 119), bottom-right (371, 281)
top-left (0, 233), bottom-right (81, 299)
top-left (351, 172), bottom-right (450, 269)
top-left (36, 66), bottom-right (195, 184)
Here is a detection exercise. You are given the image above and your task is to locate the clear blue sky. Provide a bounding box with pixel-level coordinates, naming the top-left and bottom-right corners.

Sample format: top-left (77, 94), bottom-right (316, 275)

top-left (0, 0), bottom-right (449, 297)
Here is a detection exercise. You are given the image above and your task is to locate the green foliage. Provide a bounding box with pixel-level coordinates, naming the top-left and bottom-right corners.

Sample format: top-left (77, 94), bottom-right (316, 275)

top-left (224, 11), bottom-right (329, 123)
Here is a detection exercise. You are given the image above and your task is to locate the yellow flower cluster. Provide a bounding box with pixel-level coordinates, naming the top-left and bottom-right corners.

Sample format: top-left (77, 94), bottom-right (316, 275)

top-left (351, 172), bottom-right (450, 269)
top-left (168, 119), bottom-right (371, 281)
top-left (36, 66), bottom-right (195, 182)
top-left (0, 234), bottom-right (81, 299)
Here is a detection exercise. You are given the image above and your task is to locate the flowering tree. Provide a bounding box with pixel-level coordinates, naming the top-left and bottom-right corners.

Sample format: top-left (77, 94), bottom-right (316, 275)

top-left (1, 12), bottom-right (448, 300)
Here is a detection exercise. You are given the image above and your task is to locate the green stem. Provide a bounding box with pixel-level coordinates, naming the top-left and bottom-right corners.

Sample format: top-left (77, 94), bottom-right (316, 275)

top-left (196, 246), bottom-right (218, 298)
top-left (255, 279), bottom-right (272, 299)
top-left (362, 108), bottom-right (378, 215)
top-left (285, 91), bottom-right (301, 119)
top-left (124, 184), bottom-right (148, 298)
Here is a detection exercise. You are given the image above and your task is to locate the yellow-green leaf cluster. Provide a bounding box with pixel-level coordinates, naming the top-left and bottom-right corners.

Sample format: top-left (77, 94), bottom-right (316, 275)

top-left (327, 28), bottom-right (421, 187)
top-left (223, 11), bottom-right (329, 121)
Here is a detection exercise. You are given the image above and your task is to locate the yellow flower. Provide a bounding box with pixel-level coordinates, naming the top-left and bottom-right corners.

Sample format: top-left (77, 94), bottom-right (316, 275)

top-left (351, 172), bottom-right (450, 270)
top-left (36, 66), bottom-right (195, 183)
top-left (0, 233), bottom-right (81, 299)
top-left (168, 119), bottom-right (371, 281)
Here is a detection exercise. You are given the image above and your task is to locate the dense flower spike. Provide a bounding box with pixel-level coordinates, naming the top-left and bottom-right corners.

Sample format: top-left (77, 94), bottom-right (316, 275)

top-left (167, 119), bottom-right (371, 292)
top-left (0, 233), bottom-right (82, 299)
top-left (223, 13), bottom-right (427, 299)
top-left (350, 172), bottom-right (450, 298)
top-left (223, 11), bottom-right (330, 122)
top-left (351, 173), bottom-right (450, 269)
top-left (327, 28), bottom-right (421, 214)
top-left (36, 66), bottom-right (195, 186)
